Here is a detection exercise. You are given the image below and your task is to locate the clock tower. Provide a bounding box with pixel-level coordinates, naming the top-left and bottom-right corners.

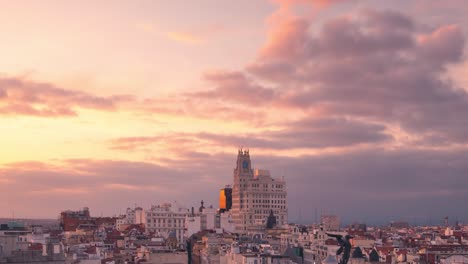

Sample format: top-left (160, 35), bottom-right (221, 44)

top-left (232, 149), bottom-right (252, 232)
top-left (234, 148), bottom-right (253, 178)
top-left (231, 149), bottom-right (288, 233)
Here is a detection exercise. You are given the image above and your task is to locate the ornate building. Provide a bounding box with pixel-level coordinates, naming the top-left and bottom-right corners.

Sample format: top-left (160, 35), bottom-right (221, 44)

top-left (231, 149), bottom-right (288, 233)
top-left (145, 203), bottom-right (189, 247)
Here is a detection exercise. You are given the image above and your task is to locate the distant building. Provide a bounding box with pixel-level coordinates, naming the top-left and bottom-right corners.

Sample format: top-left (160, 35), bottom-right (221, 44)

top-left (321, 215), bottom-right (341, 231)
top-left (116, 207), bottom-right (143, 231)
top-left (219, 186), bottom-right (233, 212)
top-left (231, 149), bottom-right (288, 233)
top-left (60, 207), bottom-right (116, 233)
top-left (145, 202), bottom-right (189, 248)
top-left (419, 245), bottom-right (468, 264)
top-left (390, 221), bottom-right (409, 229)
top-left (0, 222), bottom-right (65, 263)
top-left (147, 251), bottom-right (187, 263)
top-left (185, 202), bottom-right (236, 237)
top-left (60, 207), bottom-right (92, 231)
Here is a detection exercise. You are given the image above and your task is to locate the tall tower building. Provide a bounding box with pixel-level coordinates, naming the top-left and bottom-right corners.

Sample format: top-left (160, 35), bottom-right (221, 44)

top-left (231, 149), bottom-right (288, 233)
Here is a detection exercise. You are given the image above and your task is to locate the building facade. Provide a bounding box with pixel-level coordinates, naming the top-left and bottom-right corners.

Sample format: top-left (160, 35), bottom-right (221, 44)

top-left (185, 205), bottom-right (236, 237)
top-left (60, 207), bottom-right (92, 231)
top-left (321, 215), bottom-right (341, 231)
top-left (116, 207), bottom-right (146, 231)
top-left (145, 203), bottom-right (189, 247)
top-left (231, 149), bottom-right (288, 233)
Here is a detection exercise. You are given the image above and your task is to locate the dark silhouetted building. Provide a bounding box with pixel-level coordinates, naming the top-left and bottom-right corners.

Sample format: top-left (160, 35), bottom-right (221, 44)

top-left (219, 186), bottom-right (232, 211)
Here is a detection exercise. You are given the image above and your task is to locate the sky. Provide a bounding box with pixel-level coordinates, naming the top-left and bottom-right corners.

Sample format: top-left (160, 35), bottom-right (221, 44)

top-left (1, 0), bottom-right (468, 225)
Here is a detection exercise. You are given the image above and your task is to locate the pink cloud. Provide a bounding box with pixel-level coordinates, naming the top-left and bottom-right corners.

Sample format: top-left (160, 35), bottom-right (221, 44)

top-left (126, 9), bottom-right (468, 145)
top-left (417, 24), bottom-right (464, 64)
top-left (166, 31), bottom-right (203, 44)
top-left (260, 17), bottom-right (310, 60)
top-left (270, 0), bottom-right (346, 15)
top-left (109, 116), bottom-right (391, 153)
top-left (190, 70), bottom-right (275, 106)
top-left (0, 75), bottom-right (134, 117)
top-left (244, 9), bottom-right (468, 143)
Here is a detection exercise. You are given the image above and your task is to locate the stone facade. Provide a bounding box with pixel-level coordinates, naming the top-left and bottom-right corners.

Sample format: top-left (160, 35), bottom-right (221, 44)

top-left (231, 150), bottom-right (288, 233)
top-left (145, 203), bottom-right (189, 247)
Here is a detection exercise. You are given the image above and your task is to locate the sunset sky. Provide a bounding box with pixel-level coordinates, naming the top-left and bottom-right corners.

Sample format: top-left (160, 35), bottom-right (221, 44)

top-left (1, 0), bottom-right (468, 224)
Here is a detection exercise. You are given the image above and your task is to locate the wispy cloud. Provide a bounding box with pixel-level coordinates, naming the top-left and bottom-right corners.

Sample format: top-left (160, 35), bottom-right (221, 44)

top-left (29, 187), bottom-right (89, 196)
top-left (135, 22), bottom-right (156, 33)
top-left (165, 31), bottom-right (204, 44)
top-left (0, 75), bottom-right (134, 117)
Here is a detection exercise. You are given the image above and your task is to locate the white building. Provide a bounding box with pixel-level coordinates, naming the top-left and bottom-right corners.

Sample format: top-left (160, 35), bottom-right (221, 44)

top-left (16, 225), bottom-right (51, 245)
top-left (115, 217), bottom-right (127, 232)
top-left (280, 225), bottom-right (311, 249)
top-left (116, 207), bottom-right (146, 231)
top-left (134, 207), bottom-right (145, 225)
top-left (185, 214), bottom-right (202, 238)
top-left (145, 203), bottom-right (189, 247)
top-left (201, 206), bottom-right (218, 231)
top-left (185, 206), bottom-right (236, 237)
top-left (231, 149), bottom-right (288, 233)
top-left (220, 211), bottom-right (236, 233)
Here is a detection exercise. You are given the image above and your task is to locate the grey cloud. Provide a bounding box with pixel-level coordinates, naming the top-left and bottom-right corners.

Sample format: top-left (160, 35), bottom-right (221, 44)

top-left (196, 117), bottom-right (391, 149)
top-left (2, 149), bottom-right (468, 224)
top-left (189, 71), bottom-right (275, 106)
top-left (0, 158), bottom-right (227, 218)
top-left (250, 148), bottom-right (468, 224)
top-left (109, 117), bottom-right (391, 152)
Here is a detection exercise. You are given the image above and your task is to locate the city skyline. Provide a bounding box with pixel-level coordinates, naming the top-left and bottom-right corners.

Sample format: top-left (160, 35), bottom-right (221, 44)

top-left (1, 0), bottom-right (468, 224)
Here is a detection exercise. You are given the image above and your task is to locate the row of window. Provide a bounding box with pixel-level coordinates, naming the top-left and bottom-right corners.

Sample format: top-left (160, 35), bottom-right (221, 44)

top-left (147, 213), bottom-right (185, 217)
top-left (251, 204), bottom-right (286, 209)
top-left (147, 218), bottom-right (184, 224)
top-left (253, 210), bottom-right (285, 215)
top-left (147, 223), bottom-right (184, 228)
top-left (239, 185), bottom-right (285, 190)
top-left (239, 204), bottom-right (286, 210)
top-left (148, 228), bottom-right (183, 233)
top-left (239, 199), bottom-right (285, 204)
top-left (251, 199), bottom-right (286, 204)
top-left (248, 194), bottom-right (286, 199)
